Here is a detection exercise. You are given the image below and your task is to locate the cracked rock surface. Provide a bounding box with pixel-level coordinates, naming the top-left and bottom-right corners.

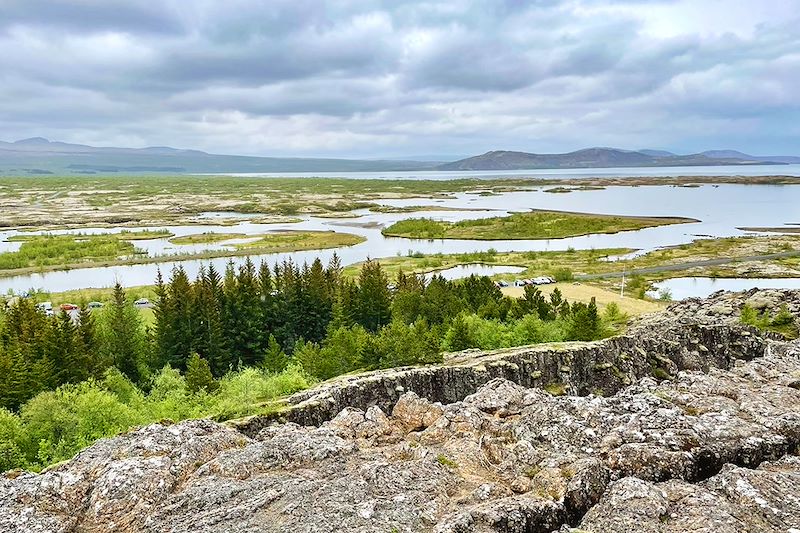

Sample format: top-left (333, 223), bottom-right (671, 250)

top-left (1, 291), bottom-right (799, 532)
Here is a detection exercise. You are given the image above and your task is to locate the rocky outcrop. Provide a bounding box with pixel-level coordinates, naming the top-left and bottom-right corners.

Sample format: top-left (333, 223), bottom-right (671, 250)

top-left (234, 321), bottom-right (777, 434)
top-left (1, 290), bottom-right (799, 532)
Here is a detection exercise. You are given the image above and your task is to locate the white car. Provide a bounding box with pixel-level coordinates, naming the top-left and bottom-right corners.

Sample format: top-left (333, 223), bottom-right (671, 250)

top-left (133, 298), bottom-right (151, 307)
top-left (36, 301), bottom-right (54, 316)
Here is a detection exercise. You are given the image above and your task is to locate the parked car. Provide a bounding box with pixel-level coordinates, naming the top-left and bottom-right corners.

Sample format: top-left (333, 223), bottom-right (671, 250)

top-left (514, 279), bottom-right (527, 287)
top-left (60, 303), bottom-right (79, 311)
top-left (496, 280), bottom-right (509, 288)
top-left (36, 301), bottom-right (54, 316)
top-left (133, 298), bottom-right (151, 307)
top-left (87, 301), bottom-right (104, 310)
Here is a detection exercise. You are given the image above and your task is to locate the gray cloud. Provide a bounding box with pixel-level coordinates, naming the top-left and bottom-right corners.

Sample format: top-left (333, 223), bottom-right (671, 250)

top-left (0, 0), bottom-right (799, 156)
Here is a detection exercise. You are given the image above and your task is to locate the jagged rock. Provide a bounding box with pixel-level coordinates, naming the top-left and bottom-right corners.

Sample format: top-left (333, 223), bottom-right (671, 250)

top-left (1, 290), bottom-right (799, 532)
top-left (392, 391), bottom-right (445, 431)
top-left (573, 456), bottom-right (800, 532)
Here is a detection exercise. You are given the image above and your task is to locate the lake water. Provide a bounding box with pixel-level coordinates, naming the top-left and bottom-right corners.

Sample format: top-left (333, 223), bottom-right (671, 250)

top-left (649, 277), bottom-right (800, 300)
top-left (209, 164), bottom-right (800, 180)
top-left (2, 182), bottom-right (799, 294)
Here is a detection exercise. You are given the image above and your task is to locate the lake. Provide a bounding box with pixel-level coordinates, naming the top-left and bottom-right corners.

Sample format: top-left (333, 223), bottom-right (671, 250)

top-left (207, 163), bottom-right (800, 180)
top-left (1, 182), bottom-right (799, 294)
top-left (649, 277), bottom-right (800, 300)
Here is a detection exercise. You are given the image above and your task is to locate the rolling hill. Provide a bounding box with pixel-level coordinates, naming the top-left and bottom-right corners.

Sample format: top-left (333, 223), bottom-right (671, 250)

top-left (436, 148), bottom-right (789, 171)
top-left (0, 138), bottom-right (438, 175)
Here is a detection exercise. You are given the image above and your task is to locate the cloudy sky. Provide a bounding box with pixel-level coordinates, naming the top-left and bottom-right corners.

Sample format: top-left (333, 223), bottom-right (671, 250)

top-left (1, 0), bottom-right (798, 158)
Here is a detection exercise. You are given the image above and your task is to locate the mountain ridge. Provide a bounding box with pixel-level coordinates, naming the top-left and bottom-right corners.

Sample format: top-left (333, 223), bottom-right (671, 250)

top-left (1, 138), bottom-right (797, 174)
top-left (436, 147), bottom-right (790, 171)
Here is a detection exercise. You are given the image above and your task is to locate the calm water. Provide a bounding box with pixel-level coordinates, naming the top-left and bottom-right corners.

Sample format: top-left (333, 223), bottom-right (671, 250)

top-left (650, 277), bottom-right (800, 300)
top-left (209, 164), bottom-right (800, 180)
top-left (2, 183), bottom-right (799, 294)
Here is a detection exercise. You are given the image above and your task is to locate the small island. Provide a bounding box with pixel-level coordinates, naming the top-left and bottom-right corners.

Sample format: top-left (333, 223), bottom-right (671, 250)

top-left (381, 210), bottom-right (698, 240)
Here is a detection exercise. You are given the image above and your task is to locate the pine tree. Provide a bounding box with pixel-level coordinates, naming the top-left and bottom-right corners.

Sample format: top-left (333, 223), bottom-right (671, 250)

top-left (166, 266), bottom-right (195, 369)
top-left (104, 283), bottom-right (144, 383)
top-left (445, 314), bottom-right (473, 351)
top-left (152, 269), bottom-right (174, 369)
top-left (76, 306), bottom-right (105, 377)
top-left (356, 259), bottom-right (392, 332)
top-left (305, 258), bottom-right (332, 342)
top-left (224, 259), bottom-right (264, 366)
top-left (185, 352), bottom-right (217, 393)
top-left (196, 265), bottom-right (230, 376)
top-left (261, 334), bottom-right (287, 373)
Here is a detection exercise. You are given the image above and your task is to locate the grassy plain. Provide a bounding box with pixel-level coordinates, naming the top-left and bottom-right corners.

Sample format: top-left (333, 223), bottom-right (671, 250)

top-left (500, 283), bottom-right (664, 316)
top-left (381, 210), bottom-right (697, 240)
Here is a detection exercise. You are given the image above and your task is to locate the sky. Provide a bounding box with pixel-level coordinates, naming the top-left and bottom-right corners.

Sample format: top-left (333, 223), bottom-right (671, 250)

top-left (1, 0), bottom-right (799, 158)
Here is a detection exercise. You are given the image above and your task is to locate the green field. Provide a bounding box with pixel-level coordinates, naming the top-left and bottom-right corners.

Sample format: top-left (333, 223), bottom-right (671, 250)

top-left (381, 210), bottom-right (697, 240)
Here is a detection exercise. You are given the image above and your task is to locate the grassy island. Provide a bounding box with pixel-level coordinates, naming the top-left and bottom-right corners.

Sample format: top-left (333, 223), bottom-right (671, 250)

top-left (0, 230), bottom-right (364, 276)
top-left (169, 232), bottom-right (247, 245)
top-left (381, 210), bottom-right (698, 240)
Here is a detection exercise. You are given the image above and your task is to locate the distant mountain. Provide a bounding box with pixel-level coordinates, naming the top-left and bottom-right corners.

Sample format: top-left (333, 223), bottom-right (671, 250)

top-left (638, 149), bottom-right (677, 157)
top-left (700, 150), bottom-right (800, 164)
top-left (2, 138), bottom-right (797, 175)
top-left (0, 138), bottom-right (438, 174)
top-left (437, 148), bottom-right (790, 171)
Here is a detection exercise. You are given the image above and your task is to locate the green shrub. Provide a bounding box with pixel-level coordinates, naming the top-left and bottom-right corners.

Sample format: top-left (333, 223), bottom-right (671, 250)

top-left (552, 268), bottom-right (574, 282)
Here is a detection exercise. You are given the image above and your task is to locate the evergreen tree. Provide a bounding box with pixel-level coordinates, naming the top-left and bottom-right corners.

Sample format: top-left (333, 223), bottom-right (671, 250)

top-left (305, 258), bottom-right (332, 342)
top-left (102, 283), bottom-right (145, 383)
top-left (224, 259), bottom-right (264, 366)
top-left (444, 314), bottom-right (473, 351)
top-left (420, 275), bottom-right (463, 324)
top-left (195, 265), bottom-right (230, 376)
top-left (391, 270), bottom-right (424, 324)
top-left (185, 352), bottom-right (217, 393)
top-left (76, 306), bottom-right (105, 378)
top-left (356, 259), bottom-right (391, 332)
top-left (166, 266), bottom-right (195, 369)
top-left (261, 334), bottom-right (288, 373)
top-left (152, 269), bottom-right (174, 369)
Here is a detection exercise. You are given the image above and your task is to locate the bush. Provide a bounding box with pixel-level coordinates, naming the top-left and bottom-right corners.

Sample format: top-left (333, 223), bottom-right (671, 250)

top-left (552, 268), bottom-right (574, 282)
top-left (0, 408), bottom-right (25, 471)
top-left (20, 381), bottom-right (142, 467)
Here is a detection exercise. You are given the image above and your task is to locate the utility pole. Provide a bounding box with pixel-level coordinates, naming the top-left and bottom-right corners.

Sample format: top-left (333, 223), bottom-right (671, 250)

top-left (620, 269), bottom-right (625, 299)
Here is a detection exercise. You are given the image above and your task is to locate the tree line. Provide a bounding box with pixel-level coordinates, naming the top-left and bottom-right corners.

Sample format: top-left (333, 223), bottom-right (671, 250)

top-left (0, 254), bottom-right (615, 412)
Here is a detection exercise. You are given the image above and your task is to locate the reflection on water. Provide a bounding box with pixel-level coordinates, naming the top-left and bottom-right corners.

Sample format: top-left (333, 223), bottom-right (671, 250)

top-left (649, 277), bottom-right (800, 300)
top-left (1, 183), bottom-right (799, 293)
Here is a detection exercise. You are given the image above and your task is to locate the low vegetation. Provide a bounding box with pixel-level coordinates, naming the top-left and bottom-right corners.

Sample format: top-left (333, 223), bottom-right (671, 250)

top-left (0, 230), bottom-right (364, 276)
top-left (381, 210), bottom-right (696, 240)
top-left (232, 230), bottom-right (364, 252)
top-left (0, 233), bottom-right (143, 271)
top-left (169, 232), bottom-right (246, 245)
top-left (740, 304), bottom-right (798, 339)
